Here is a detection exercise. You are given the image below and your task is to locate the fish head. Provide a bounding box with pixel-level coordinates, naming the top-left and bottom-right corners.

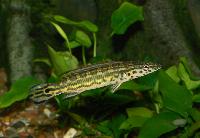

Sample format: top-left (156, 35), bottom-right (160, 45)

top-left (129, 62), bottom-right (161, 79)
top-left (29, 83), bottom-right (57, 103)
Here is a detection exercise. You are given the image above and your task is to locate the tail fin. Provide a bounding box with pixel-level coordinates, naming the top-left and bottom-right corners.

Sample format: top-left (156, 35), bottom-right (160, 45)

top-left (29, 83), bottom-right (57, 103)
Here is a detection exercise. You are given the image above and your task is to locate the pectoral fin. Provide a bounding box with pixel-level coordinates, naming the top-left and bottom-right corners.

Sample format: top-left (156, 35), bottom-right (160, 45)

top-left (63, 92), bottom-right (79, 99)
top-left (111, 82), bottom-right (122, 93)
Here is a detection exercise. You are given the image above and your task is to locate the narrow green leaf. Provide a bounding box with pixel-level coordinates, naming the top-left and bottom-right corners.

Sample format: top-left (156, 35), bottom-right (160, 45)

top-left (48, 45), bottom-right (78, 75)
top-left (96, 120), bottom-right (113, 136)
top-left (51, 22), bottom-right (68, 41)
top-left (111, 2), bottom-right (144, 35)
top-left (159, 70), bottom-right (192, 117)
top-left (33, 58), bottom-right (52, 67)
top-left (66, 111), bottom-right (87, 126)
top-left (0, 77), bottom-right (39, 108)
top-left (54, 15), bottom-right (75, 25)
top-left (75, 30), bottom-right (91, 47)
top-left (139, 112), bottom-right (181, 138)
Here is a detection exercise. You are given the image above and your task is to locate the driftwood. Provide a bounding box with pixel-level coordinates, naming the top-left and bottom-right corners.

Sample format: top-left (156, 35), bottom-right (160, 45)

top-left (7, 0), bottom-right (33, 83)
top-left (144, 0), bottom-right (200, 77)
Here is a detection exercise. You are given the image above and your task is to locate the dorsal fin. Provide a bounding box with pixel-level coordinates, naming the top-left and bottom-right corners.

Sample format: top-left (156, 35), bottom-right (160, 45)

top-left (60, 61), bottom-right (125, 80)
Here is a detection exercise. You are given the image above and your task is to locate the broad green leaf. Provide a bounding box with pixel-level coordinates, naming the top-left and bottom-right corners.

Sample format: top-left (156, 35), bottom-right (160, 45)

top-left (126, 107), bottom-right (153, 118)
top-left (193, 94), bottom-right (200, 103)
top-left (75, 30), bottom-right (91, 47)
top-left (119, 81), bottom-right (151, 91)
top-left (137, 72), bottom-right (159, 89)
top-left (139, 112), bottom-right (181, 138)
top-left (102, 93), bottom-right (135, 105)
top-left (111, 2), bottom-right (143, 35)
top-left (54, 15), bottom-right (98, 32)
top-left (180, 57), bottom-right (198, 80)
top-left (79, 20), bottom-right (98, 32)
top-left (159, 70), bottom-right (192, 117)
top-left (178, 63), bottom-right (200, 90)
top-left (33, 58), bottom-right (51, 67)
top-left (189, 108), bottom-right (200, 121)
top-left (0, 77), bottom-right (39, 108)
top-left (48, 45), bottom-right (78, 75)
top-left (51, 22), bottom-right (68, 41)
top-left (69, 41), bottom-right (81, 48)
top-left (80, 87), bottom-right (105, 97)
top-left (121, 107), bottom-right (153, 130)
top-left (187, 121), bottom-right (200, 137)
top-left (166, 65), bottom-right (180, 83)
top-left (120, 116), bottom-right (149, 130)
top-left (97, 114), bottom-right (126, 137)
top-left (81, 89), bottom-right (134, 107)
top-left (110, 114), bottom-right (126, 138)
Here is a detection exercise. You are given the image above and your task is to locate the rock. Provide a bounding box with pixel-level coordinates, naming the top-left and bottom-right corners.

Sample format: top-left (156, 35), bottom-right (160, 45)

top-left (5, 127), bottom-right (19, 138)
top-left (63, 128), bottom-right (78, 138)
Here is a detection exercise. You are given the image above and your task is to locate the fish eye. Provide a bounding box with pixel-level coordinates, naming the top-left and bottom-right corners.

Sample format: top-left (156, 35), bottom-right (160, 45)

top-left (44, 88), bottom-right (52, 94)
top-left (144, 65), bottom-right (149, 68)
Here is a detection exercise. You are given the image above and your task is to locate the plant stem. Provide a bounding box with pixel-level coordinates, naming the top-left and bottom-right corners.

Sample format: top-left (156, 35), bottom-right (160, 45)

top-left (155, 103), bottom-right (160, 114)
top-left (64, 36), bottom-right (72, 56)
top-left (82, 46), bottom-right (86, 65)
top-left (93, 33), bottom-right (97, 57)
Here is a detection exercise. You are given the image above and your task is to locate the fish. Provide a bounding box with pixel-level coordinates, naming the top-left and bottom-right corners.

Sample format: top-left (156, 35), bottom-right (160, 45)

top-left (29, 61), bottom-right (161, 103)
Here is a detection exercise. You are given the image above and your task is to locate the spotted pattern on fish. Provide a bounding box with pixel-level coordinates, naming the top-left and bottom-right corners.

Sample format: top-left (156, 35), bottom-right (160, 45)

top-left (29, 61), bottom-right (161, 103)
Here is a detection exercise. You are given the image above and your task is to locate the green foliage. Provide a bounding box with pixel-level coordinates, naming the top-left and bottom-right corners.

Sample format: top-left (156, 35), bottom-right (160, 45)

top-left (178, 63), bottom-right (200, 90)
top-left (0, 77), bottom-right (39, 108)
top-left (75, 30), bottom-right (92, 48)
top-left (119, 80), bottom-right (152, 91)
top-left (159, 70), bottom-right (192, 117)
top-left (2, 2), bottom-right (200, 138)
top-left (51, 22), bottom-right (68, 41)
top-left (50, 15), bottom-right (98, 64)
top-left (47, 45), bottom-right (78, 75)
top-left (120, 107), bottom-right (153, 130)
top-left (138, 112), bottom-right (180, 138)
top-left (53, 15), bottom-right (98, 32)
top-left (126, 107), bottom-right (153, 118)
top-left (111, 2), bottom-right (144, 35)
top-left (87, 57), bottom-right (199, 138)
top-left (97, 114), bottom-right (126, 138)
top-left (166, 65), bottom-right (180, 83)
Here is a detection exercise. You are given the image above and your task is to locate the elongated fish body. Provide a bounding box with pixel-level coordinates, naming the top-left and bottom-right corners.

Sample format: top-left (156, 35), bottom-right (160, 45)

top-left (30, 61), bottom-right (161, 103)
